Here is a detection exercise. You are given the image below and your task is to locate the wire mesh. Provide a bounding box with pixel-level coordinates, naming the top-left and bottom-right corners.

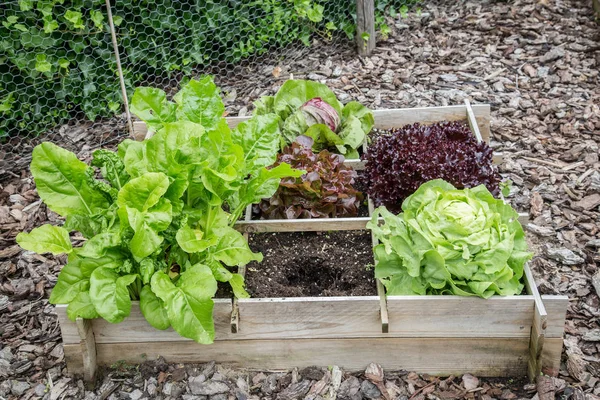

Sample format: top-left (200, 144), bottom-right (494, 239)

top-left (0, 0), bottom-right (410, 181)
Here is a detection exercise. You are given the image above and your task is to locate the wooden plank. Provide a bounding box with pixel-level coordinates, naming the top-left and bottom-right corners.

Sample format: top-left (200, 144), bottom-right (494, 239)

top-left (232, 205), bottom-right (253, 333)
top-left (63, 343), bottom-right (84, 375)
top-left (464, 99), bottom-right (484, 143)
top-left (541, 295), bottom-right (568, 338)
top-left (386, 296), bottom-right (534, 337)
top-left (540, 295), bottom-right (568, 377)
top-left (356, 0), bottom-right (376, 56)
top-left (234, 217), bottom-right (372, 233)
top-left (541, 337), bottom-right (563, 377)
top-left (234, 214), bottom-right (529, 233)
top-left (524, 263), bottom-right (547, 381)
top-left (56, 299), bottom-right (233, 345)
top-left (73, 337), bottom-right (529, 377)
top-left (366, 193), bottom-right (388, 333)
top-left (133, 105), bottom-right (491, 142)
top-left (236, 297), bottom-right (381, 339)
top-left (371, 105), bottom-right (491, 142)
top-left (76, 318), bottom-right (97, 386)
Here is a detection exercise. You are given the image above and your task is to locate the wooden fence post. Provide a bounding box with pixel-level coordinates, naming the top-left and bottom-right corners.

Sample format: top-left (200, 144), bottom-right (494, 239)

top-left (356, 0), bottom-right (376, 56)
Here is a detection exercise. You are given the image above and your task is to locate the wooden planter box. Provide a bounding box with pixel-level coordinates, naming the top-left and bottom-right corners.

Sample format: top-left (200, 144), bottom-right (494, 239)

top-left (57, 103), bottom-right (568, 384)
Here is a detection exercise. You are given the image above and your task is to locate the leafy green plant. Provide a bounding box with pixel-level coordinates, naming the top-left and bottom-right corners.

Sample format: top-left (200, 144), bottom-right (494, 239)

top-left (16, 77), bottom-right (303, 343)
top-left (367, 179), bottom-right (532, 299)
top-left (254, 79), bottom-right (374, 158)
top-left (258, 135), bottom-right (363, 219)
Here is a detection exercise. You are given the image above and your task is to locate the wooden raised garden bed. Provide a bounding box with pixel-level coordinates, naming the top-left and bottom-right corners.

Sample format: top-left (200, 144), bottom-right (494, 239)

top-left (57, 103), bottom-right (568, 383)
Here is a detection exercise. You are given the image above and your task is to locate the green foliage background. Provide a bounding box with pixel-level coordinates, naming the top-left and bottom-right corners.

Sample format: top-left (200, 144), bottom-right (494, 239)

top-left (0, 0), bottom-right (417, 139)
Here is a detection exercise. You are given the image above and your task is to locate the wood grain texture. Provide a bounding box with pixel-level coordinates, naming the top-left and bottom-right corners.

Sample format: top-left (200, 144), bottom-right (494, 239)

top-left (541, 295), bottom-right (568, 338)
top-left (64, 337), bottom-right (529, 377)
top-left (386, 296), bottom-right (534, 337)
top-left (234, 214), bottom-right (529, 233)
top-left (236, 297), bottom-right (381, 339)
top-left (541, 337), bottom-right (563, 377)
top-left (356, 0), bottom-right (376, 56)
top-left (76, 318), bottom-right (97, 385)
top-left (56, 299), bottom-right (233, 345)
top-left (133, 104), bottom-right (491, 141)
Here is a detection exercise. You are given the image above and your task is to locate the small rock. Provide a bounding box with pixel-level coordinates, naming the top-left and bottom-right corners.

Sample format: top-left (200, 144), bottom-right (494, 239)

top-left (147, 382), bottom-right (157, 396)
top-left (0, 359), bottom-right (11, 378)
top-left (261, 374), bottom-right (278, 395)
top-left (129, 389), bottom-right (144, 400)
top-left (592, 271), bottom-right (600, 298)
top-left (11, 380), bottom-right (30, 396)
top-left (537, 67), bottom-right (550, 78)
top-left (360, 380), bottom-right (381, 399)
top-left (546, 247), bottom-right (584, 265)
top-left (307, 73), bottom-right (326, 81)
top-left (582, 330), bottom-right (600, 342)
top-left (540, 47), bottom-right (565, 63)
top-left (189, 380), bottom-right (230, 396)
top-left (276, 380), bottom-right (311, 400)
top-left (0, 347), bottom-right (13, 362)
top-left (440, 74), bottom-right (458, 82)
top-left (338, 376), bottom-right (361, 400)
top-left (209, 394), bottom-right (228, 400)
top-left (526, 224), bottom-right (555, 237)
top-left (462, 374), bottom-right (479, 390)
top-left (34, 383), bottom-right (47, 396)
top-left (300, 366), bottom-right (324, 381)
top-left (571, 194), bottom-right (600, 211)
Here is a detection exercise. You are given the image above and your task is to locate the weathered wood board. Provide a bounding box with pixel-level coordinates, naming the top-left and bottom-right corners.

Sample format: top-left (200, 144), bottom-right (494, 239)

top-left (56, 294), bottom-right (567, 378)
top-left (132, 104), bottom-right (491, 142)
top-left (64, 337), bottom-right (530, 377)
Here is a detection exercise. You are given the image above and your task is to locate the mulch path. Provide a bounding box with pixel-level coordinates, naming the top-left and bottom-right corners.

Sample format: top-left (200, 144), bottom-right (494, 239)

top-left (1, 0), bottom-right (599, 398)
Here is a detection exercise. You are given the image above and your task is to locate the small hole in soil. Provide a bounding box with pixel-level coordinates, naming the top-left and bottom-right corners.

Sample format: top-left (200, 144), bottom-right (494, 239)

top-left (245, 230), bottom-right (376, 297)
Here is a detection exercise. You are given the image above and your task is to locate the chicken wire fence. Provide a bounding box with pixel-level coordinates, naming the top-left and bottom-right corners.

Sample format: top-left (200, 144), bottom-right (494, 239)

top-left (0, 0), bottom-right (409, 181)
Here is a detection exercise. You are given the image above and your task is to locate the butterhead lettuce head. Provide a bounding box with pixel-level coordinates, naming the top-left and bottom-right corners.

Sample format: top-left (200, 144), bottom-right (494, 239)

top-left (367, 179), bottom-right (532, 298)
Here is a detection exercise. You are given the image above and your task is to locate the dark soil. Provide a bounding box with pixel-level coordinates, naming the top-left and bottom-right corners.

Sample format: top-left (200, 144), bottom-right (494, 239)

top-left (244, 230), bottom-right (376, 297)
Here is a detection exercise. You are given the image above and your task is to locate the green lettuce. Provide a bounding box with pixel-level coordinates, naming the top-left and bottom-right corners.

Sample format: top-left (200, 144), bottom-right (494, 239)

top-left (367, 180), bottom-right (532, 298)
top-left (17, 77), bottom-right (304, 344)
top-left (254, 79), bottom-right (374, 158)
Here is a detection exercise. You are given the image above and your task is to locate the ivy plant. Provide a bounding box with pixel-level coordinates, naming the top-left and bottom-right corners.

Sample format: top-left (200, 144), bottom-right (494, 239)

top-left (17, 77), bottom-right (303, 343)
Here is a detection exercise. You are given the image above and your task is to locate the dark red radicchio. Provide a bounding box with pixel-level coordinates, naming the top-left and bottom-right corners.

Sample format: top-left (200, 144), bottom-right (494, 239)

top-left (362, 121), bottom-right (501, 213)
top-left (258, 135), bottom-right (363, 219)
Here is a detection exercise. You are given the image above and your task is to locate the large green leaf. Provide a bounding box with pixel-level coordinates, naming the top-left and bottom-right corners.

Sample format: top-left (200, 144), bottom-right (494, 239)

top-left (89, 267), bottom-right (136, 323)
top-left (130, 87), bottom-right (176, 132)
top-left (117, 172), bottom-right (170, 212)
top-left (151, 264), bottom-right (217, 344)
top-left (49, 262), bottom-right (89, 304)
top-left (31, 142), bottom-right (110, 217)
top-left (174, 77), bottom-right (224, 131)
top-left (66, 292), bottom-right (99, 320)
top-left (231, 114), bottom-right (281, 174)
top-left (77, 232), bottom-right (120, 258)
top-left (16, 224), bottom-right (72, 255)
top-left (139, 285), bottom-right (170, 330)
top-left (212, 227), bottom-right (262, 266)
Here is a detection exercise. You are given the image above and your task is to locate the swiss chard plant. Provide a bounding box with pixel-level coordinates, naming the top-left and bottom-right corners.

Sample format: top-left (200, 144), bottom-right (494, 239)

top-left (258, 135), bottom-right (363, 219)
top-left (367, 180), bottom-right (532, 299)
top-left (16, 77), bottom-right (303, 344)
top-left (254, 79), bottom-right (374, 159)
